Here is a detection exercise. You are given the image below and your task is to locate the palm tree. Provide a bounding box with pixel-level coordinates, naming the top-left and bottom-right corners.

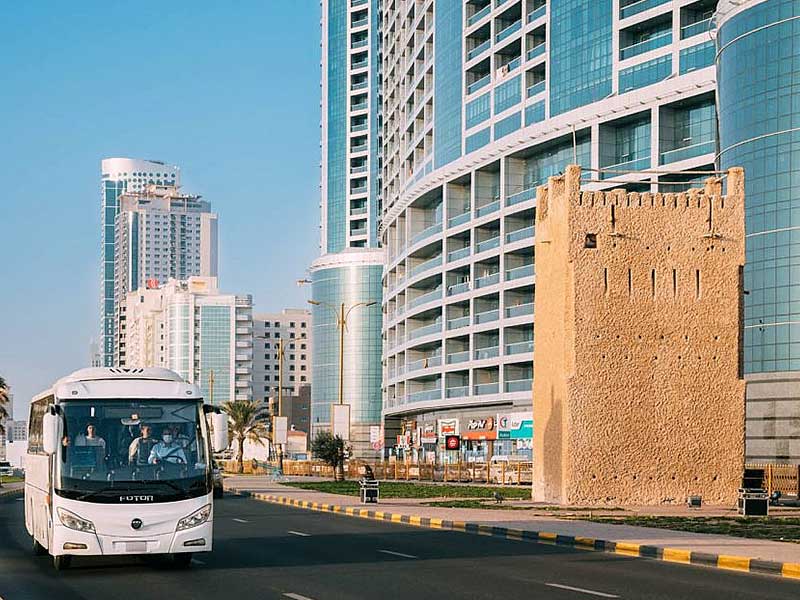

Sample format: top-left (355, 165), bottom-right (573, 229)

top-left (221, 399), bottom-right (269, 474)
top-left (0, 376), bottom-right (8, 434)
top-left (0, 376), bottom-right (9, 488)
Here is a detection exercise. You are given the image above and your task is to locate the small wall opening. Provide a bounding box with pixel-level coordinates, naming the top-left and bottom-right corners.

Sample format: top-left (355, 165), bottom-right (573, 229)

top-left (585, 233), bottom-right (597, 248)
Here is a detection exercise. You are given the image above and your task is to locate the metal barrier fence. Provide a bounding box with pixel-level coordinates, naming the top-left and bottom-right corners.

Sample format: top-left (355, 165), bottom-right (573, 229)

top-left (746, 464), bottom-right (800, 497)
top-left (280, 460), bottom-right (534, 485)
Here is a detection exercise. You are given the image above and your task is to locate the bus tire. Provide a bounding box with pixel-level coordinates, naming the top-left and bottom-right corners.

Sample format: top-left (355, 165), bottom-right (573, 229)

top-left (53, 555), bottom-right (71, 570)
top-left (33, 538), bottom-right (47, 556)
top-left (172, 552), bottom-right (192, 568)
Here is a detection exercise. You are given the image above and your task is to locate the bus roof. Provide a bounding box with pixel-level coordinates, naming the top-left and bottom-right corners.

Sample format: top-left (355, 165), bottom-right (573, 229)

top-left (32, 368), bottom-right (203, 403)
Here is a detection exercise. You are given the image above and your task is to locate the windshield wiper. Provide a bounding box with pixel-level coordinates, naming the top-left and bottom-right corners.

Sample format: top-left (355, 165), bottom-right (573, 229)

top-left (73, 487), bottom-right (134, 501)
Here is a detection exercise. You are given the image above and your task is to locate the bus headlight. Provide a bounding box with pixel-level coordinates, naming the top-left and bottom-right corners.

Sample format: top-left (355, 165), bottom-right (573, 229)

top-left (57, 508), bottom-right (96, 533)
top-left (176, 504), bottom-right (211, 531)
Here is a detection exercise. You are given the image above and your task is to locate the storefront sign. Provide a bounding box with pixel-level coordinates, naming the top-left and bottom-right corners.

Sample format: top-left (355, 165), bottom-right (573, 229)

top-left (438, 418), bottom-right (459, 437)
top-left (497, 413), bottom-right (533, 440)
top-left (445, 435), bottom-right (460, 450)
top-left (420, 422), bottom-right (437, 444)
top-left (463, 417), bottom-right (496, 440)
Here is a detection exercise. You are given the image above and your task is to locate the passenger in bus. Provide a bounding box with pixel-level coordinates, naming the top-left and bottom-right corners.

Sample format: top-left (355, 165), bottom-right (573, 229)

top-left (75, 424), bottom-right (106, 448)
top-left (148, 427), bottom-right (188, 465)
top-left (128, 424), bottom-right (158, 465)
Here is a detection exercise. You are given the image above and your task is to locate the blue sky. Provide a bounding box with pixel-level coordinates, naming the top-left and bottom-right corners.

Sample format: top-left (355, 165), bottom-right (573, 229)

top-left (0, 2), bottom-right (322, 416)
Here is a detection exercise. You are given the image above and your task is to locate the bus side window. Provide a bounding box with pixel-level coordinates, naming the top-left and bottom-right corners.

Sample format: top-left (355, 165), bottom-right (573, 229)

top-left (28, 397), bottom-right (49, 455)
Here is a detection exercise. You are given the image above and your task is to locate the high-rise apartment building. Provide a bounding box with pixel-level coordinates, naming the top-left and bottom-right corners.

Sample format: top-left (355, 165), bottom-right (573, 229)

top-left (379, 0), bottom-right (723, 462)
top-left (312, 0), bottom-right (384, 457)
top-left (113, 185), bottom-right (218, 365)
top-left (124, 277), bottom-right (253, 405)
top-left (100, 158), bottom-right (181, 367)
top-left (252, 309), bottom-right (312, 402)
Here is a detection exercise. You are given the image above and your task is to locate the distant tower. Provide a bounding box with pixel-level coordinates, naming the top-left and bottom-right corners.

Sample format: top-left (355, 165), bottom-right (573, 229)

top-left (100, 158), bottom-right (180, 367)
top-left (532, 165), bottom-right (746, 505)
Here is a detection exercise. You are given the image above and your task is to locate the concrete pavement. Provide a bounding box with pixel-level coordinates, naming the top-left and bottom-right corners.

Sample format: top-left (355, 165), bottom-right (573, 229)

top-left (2, 491), bottom-right (800, 599)
top-left (225, 476), bottom-right (800, 579)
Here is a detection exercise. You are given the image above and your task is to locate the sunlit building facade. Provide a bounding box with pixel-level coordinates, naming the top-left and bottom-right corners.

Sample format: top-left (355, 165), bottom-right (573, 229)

top-left (379, 0), bottom-right (719, 462)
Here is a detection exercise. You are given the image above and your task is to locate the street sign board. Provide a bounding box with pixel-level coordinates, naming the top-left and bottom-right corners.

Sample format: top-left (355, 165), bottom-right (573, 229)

top-left (331, 404), bottom-right (351, 441)
top-left (273, 416), bottom-right (288, 445)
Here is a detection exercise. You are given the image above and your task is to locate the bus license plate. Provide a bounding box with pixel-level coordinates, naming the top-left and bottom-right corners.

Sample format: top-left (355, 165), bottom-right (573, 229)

top-left (125, 541), bottom-right (147, 553)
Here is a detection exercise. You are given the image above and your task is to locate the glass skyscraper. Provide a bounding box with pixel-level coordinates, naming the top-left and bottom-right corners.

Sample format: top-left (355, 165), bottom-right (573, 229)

top-left (100, 158), bottom-right (180, 367)
top-left (718, 0), bottom-right (800, 463)
top-left (312, 0), bottom-right (384, 458)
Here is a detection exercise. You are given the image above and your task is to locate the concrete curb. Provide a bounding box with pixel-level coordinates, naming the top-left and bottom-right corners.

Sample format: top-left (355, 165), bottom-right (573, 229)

top-left (230, 488), bottom-right (800, 581)
top-left (0, 487), bottom-right (23, 500)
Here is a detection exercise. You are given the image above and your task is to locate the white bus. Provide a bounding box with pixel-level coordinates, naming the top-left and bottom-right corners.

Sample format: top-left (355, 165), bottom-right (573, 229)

top-left (24, 367), bottom-right (228, 570)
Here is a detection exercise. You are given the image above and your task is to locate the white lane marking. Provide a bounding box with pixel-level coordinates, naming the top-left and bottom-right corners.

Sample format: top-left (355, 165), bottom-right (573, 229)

top-left (378, 549), bottom-right (418, 559)
top-left (191, 558), bottom-right (206, 566)
top-left (283, 594), bottom-right (316, 600)
top-left (545, 583), bottom-right (620, 598)
top-left (288, 530), bottom-right (311, 537)
top-left (232, 518), bottom-right (249, 523)
top-left (16, 498), bottom-right (23, 502)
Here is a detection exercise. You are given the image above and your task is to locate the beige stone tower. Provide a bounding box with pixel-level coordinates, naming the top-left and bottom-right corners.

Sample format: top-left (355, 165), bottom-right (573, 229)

top-left (532, 165), bottom-right (746, 505)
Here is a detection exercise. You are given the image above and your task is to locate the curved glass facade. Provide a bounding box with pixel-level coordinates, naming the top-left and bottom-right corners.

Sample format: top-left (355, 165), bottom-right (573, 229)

top-left (718, 0), bottom-right (800, 374)
top-left (310, 263), bottom-right (384, 429)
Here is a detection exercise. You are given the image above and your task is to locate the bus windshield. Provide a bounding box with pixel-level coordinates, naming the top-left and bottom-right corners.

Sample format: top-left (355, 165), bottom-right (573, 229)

top-left (55, 399), bottom-right (211, 503)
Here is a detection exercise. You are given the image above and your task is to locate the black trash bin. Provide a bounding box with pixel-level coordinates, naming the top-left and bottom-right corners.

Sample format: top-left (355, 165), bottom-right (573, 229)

top-left (359, 466), bottom-right (379, 504)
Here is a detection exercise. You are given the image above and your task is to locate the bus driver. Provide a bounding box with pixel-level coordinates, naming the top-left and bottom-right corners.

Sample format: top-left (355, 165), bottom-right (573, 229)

top-left (148, 428), bottom-right (188, 465)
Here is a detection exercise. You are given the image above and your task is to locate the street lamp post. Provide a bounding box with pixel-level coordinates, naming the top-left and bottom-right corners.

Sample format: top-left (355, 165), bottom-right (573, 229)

top-left (308, 299), bottom-right (376, 478)
top-left (255, 334), bottom-right (285, 471)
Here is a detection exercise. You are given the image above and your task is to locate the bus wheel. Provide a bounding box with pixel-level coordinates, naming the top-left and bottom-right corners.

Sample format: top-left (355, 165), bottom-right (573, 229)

top-left (53, 555), bottom-right (72, 571)
top-left (33, 538), bottom-right (47, 556)
top-left (172, 553), bottom-right (192, 568)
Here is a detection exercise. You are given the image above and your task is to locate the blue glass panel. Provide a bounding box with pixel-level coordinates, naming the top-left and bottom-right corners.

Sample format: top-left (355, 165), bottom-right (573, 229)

top-left (550, 0), bottom-right (612, 116)
top-left (326, 0), bottom-right (347, 252)
top-left (494, 111), bottom-right (521, 139)
top-left (466, 92), bottom-right (491, 129)
top-left (466, 127), bottom-right (492, 153)
top-left (618, 54), bottom-right (672, 93)
top-left (494, 75), bottom-right (521, 114)
top-left (718, 0), bottom-right (800, 374)
top-left (679, 40), bottom-right (715, 74)
top-left (525, 100), bottom-right (545, 125)
top-left (310, 265), bottom-right (383, 425)
top-left (434, 0), bottom-right (463, 168)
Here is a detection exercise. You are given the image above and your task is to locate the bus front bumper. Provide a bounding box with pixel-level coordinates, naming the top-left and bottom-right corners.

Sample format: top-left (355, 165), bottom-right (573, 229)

top-left (52, 521), bottom-right (213, 556)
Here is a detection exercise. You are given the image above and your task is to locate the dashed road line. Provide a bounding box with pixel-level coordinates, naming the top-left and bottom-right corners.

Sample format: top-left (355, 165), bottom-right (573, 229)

top-left (288, 530), bottom-right (311, 537)
top-left (191, 558), bottom-right (206, 566)
top-left (545, 583), bottom-right (620, 598)
top-left (378, 549), bottom-right (418, 559)
top-left (283, 593), bottom-right (316, 600)
top-left (232, 518), bottom-right (249, 523)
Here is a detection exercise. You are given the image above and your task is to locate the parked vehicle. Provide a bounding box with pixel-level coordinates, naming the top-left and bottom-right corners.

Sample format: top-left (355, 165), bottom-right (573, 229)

top-left (0, 461), bottom-right (14, 477)
top-left (212, 461), bottom-right (224, 498)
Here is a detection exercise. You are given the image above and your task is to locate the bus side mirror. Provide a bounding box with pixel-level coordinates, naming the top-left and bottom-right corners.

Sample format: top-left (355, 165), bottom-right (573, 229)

top-left (211, 413), bottom-right (228, 453)
top-left (42, 411), bottom-right (61, 455)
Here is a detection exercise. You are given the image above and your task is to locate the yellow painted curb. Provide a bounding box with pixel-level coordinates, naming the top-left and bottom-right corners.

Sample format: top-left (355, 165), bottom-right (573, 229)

top-left (663, 548), bottom-right (692, 564)
top-left (717, 555), bottom-right (751, 572)
top-left (615, 542), bottom-right (641, 557)
top-left (782, 563), bottom-right (800, 579)
top-left (409, 516), bottom-right (421, 526)
top-left (391, 513), bottom-right (403, 523)
top-left (575, 537), bottom-right (596, 548)
top-left (429, 518), bottom-right (443, 529)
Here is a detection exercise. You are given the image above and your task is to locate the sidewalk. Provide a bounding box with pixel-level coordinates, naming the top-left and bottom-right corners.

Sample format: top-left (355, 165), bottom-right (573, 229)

top-left (225, 476), bottom-right (800, 579)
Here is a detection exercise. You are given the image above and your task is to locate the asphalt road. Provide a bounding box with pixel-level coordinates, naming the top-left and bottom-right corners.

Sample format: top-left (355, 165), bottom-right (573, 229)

top-left (1, 494), bottom-right (799, 600)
